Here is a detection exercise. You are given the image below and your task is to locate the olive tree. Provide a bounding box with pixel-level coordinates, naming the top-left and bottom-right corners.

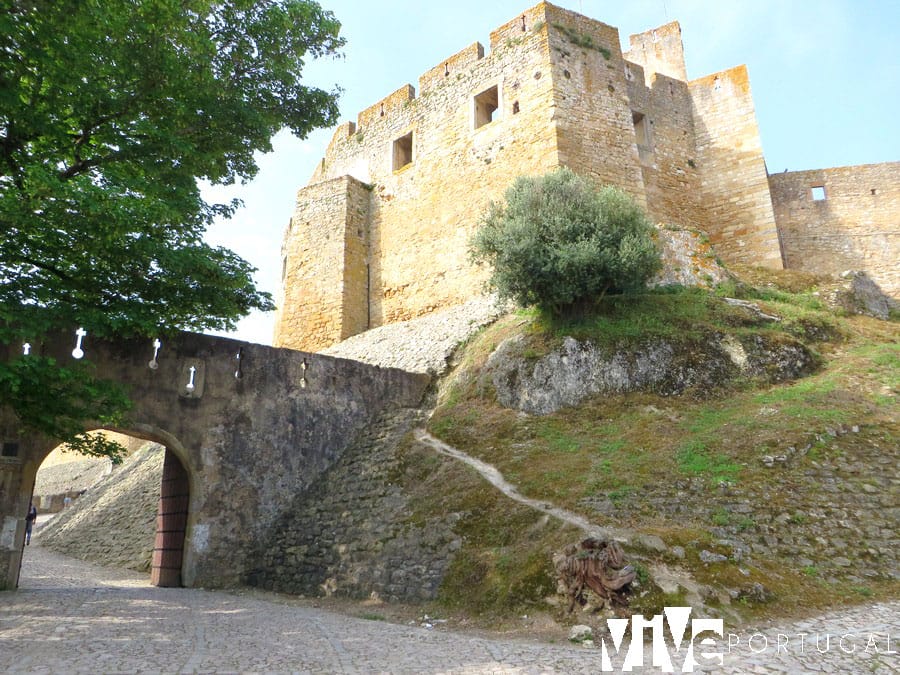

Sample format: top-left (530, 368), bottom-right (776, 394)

top-left (470, 168), bottom-right (660, 316)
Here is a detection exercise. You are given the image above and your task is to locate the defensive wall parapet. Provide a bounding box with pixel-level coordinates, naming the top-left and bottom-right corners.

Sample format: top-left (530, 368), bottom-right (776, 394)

top-left (0, 330), bottom-right (428, 590)
top-left (770, 163), bottom-right (900, 297)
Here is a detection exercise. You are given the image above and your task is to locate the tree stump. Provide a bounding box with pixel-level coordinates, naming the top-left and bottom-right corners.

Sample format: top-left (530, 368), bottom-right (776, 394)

top-left (554, 537), bottom-right (636, 613)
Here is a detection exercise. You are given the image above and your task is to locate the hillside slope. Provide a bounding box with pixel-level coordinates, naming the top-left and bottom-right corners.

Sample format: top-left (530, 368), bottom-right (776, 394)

top-left (426, 280), bottom-right (898, 621)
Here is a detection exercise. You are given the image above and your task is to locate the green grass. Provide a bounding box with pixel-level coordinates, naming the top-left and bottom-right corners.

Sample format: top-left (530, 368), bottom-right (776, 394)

top-left (420, 277), bottom-right (899, 619)
top-left (676, 440), bottom-right (741, 484)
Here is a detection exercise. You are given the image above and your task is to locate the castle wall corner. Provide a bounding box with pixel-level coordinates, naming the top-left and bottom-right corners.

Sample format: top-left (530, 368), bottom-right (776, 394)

top-left (273, 175), bottom-right (371, 351)
top-left (689, 66), bottom-right (783, 269)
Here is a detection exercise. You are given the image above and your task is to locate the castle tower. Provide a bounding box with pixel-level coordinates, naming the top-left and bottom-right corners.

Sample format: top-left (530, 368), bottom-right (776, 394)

top-left (275, 2), bottom-right (787, 352)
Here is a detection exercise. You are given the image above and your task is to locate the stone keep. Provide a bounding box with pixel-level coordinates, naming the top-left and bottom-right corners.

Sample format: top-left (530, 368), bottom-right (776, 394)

top-left (274, 1), bottom-right (899, 352)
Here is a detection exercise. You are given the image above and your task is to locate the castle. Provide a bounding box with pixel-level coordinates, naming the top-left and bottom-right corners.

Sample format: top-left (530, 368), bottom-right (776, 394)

top-left (274, 2), bottom-right (899, 352)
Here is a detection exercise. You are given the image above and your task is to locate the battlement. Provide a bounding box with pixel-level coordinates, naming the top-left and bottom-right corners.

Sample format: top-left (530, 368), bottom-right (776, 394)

top-left (488, 2), bottom-right (551, 50)
top-left (419, 42), bottom-right (485, 94)
top-left (357, 83), bottom-right (417, 130)
top-left (625, 21), bottom-right (687, 84)
top-left (277, 2), bottom-right (897, 353)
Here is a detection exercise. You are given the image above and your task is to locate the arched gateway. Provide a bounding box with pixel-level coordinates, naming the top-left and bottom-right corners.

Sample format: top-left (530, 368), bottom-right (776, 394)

top-left (0, 331), bottom-right (428, 590)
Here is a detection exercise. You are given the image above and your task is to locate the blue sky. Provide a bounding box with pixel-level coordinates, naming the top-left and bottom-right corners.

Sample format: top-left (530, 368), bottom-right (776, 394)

top-left (203, 0), bottom-right (900, 345)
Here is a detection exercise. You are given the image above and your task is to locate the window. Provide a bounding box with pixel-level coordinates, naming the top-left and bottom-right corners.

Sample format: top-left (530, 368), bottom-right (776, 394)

top-left (632, 111), bottom-right (654, 166)
top-left (474, 85), bottom-right (499, 129)
top-left (632, 111), bottom-right (649, 147)
top-left (392, 132), bottom-right (413, 170)
top-left (811, 186), bottom-right (826, 201)
top-left (1, 442), bottom-right (19, 457)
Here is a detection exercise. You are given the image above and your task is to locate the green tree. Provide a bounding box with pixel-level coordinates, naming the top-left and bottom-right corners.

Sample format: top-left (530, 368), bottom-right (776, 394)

top-left (1, 0), bottom-right (344, 459)
top-left (470, 168), bottom-right (660, 316)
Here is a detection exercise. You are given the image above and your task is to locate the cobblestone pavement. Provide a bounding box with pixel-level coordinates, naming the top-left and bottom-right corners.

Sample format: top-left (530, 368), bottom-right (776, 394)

top-left (1, 547), bottom-right (897, 673)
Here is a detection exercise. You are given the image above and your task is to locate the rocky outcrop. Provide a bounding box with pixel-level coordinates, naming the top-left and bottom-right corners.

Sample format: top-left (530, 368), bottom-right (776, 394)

top-left (484, 331), bottom-right (816, 415)
top-left (650, 225), bottom-right (731, 289)
top-left (828, 271), bottom-right (897, 319)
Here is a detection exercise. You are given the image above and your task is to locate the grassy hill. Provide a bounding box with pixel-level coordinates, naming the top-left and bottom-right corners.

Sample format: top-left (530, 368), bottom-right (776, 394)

top-left (416, 268), bottom-right (898, 622)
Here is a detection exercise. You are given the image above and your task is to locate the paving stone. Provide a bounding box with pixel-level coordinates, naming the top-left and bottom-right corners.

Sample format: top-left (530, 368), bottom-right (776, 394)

top-left (2, 547), bottom-right (897, 674)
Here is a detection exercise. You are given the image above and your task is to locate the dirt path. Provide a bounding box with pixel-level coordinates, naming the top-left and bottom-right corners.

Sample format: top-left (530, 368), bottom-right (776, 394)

top-left (414, 428), bottom-right (633, 541)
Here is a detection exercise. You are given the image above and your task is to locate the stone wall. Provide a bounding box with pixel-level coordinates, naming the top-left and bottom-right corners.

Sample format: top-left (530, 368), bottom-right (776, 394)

top-left (547, 5), bottom-right (647, 206)
top-left (770, 163), bottom-right (900, 298)
top-left (1, 331), bottom-right (430, 590)
top-left (248, 409), bottom-right (460, 602)
top-left (689, 66), bottom-right (783, 268)
top-left (275, 2), bottom-right (794, 352)
top-left (295, 3), bottom-right (560, 340)
top-left (273, 176), bottom-right (371, 351)
top-left (36, 443), bottom-right (164, 572)
top-left (275, 1), bottom-right (898, 353)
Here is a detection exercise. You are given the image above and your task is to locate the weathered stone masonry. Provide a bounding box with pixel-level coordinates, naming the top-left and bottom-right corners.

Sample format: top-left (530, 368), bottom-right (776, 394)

top-left (275, 2), bottom-right (899, 353)
top-left (770, 163), bottom-right (900, 296)
top-left (0, 331), bottom-right (428, 590)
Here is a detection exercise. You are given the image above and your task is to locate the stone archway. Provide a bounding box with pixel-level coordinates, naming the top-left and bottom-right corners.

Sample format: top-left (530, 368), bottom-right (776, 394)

top-left (24, 425), bottom-right (196, 589)
top-left (2, 330), bottom-right (429, 592)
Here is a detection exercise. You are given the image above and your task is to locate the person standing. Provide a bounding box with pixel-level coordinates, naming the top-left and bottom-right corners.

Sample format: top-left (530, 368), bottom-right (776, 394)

top-left (25, 502), bottom-right (37, 545)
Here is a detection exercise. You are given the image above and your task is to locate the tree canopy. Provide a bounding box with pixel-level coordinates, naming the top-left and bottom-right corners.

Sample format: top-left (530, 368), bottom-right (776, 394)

top-left (0, 0), bottom-right (344, 458)
top-left (470, 168), bottom-right (661, 317)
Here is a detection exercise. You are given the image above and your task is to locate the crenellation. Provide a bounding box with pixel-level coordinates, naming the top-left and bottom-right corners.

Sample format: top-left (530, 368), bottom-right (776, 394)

top-left (276, 1), bottom-right (898, 352)
top-left (625, 21), bottom-right (687, 84)
top-left (357, 84), bottom-right (417, 130)
top-left (419, 42), bottom-right (485, 94)
top-left (488, 2), bottom-right (549, 50)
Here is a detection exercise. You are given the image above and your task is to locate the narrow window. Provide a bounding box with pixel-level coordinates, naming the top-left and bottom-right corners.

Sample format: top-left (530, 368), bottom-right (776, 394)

top-left (474, 85), bottom-right (499, 129)
top-left (811, 186), bottom-right (826, 201)
top-left (512, 100), bottom-right (520, 115)
top-left (632, 112), bottom-right (650, 147)
top-left (632, 111), bottom-right (653, 166)
top-left (392, 132), bottom-right (413, 170)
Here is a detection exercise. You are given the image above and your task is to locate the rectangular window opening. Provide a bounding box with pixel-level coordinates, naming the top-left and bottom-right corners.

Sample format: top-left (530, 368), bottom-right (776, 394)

top-left (474, 85), bottom-right (499, 129)
top-left (2, 442), bottom-right (19, 457)
top-left (811, 186), bottom-right (826, 201)
top-left (632, 111), bottom-right (653, 165)
top-left (632, 111), bottom-right (649, 147)
top-left (392, 132), bottom-right (413, 171)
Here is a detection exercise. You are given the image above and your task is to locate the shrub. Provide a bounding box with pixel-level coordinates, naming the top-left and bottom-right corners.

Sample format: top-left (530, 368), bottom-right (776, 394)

top-left (470, 168), bottom-right (660, 316)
